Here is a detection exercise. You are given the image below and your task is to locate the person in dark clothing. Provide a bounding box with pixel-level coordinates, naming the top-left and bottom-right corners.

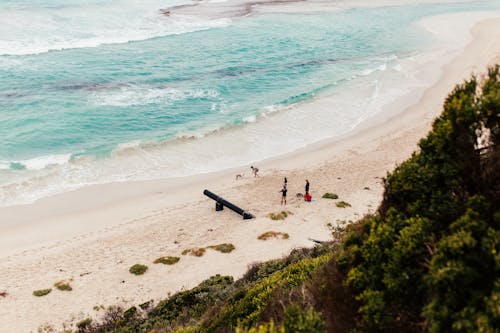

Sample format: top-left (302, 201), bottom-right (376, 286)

top-left (284, 177), bottom-right (288, 189)
top-left (280, 186), bottom-right (287, 205)
top-left (305, 179), bottom-right (310, 194)
top-left (251, 165), bottom-right (259, 177)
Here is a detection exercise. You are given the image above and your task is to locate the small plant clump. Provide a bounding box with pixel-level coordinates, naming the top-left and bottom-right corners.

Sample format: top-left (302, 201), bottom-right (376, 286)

top-left (154, 256), bottom-right (181, 265)
top-left (54, 279), bottom-right (73, 291)
top-left (33, 288), bottom-right (52, 297)
top-left (267, 211), bottom-right (293, 220)
top-left (208, 243), bottom-right (236, 253)
top-left (76, 318), bottom-right (92, 330)
top-left (258, 231), bottom-right (290, 241)
top-left (336, 201), bottom-right (351, 208)
top-left (322, 193), bottom-right (339, 199)
top-left (182, 248), bottom-right (206, 257)
top-left (129, 264), bottom-right (148, 275)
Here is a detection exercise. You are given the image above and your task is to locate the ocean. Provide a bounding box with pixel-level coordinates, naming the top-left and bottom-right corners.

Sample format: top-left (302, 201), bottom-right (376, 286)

top-left (0, 0), bottom-right (499, 207)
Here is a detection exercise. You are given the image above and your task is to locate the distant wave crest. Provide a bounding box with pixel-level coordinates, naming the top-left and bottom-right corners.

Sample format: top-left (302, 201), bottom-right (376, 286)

top-left (89, 85), bottom-right (221, 107)
top-left (0, 5), bottom-right (231, 56)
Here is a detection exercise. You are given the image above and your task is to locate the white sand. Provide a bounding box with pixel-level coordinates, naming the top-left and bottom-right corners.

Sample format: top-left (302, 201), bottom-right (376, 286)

top-left (0, 12), bottom-right (499, 333)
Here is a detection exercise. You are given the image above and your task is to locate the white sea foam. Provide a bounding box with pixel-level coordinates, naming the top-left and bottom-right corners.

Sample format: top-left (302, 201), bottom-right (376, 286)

top-left (243, 115), bottom-right (257, 123)
top-left (0, 1), bottom-right (231, 56)
top-left (16, 154), bottom-right (73, 170)
top-left (90, 85), bottom-right (220, 106)
top-left (0, 162), bottom-right (10, 170)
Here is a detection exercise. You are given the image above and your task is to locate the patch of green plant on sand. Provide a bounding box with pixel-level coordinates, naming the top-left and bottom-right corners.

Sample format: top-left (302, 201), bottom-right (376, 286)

top-left (207, 243), bottom-right (236, 253)
top-left (258, 231), bottom-right (289, 240)
top-left (267, 211), bottom-right (293, 220)
top-left (76, 318), bottom-right (92, 330)
top-left (33, 289), bottom-right (52, 297)
top-left (129, 264), bottom-right (148, 275)
top-left (154, 256), bottom-right (181, 265)
top-left (336, 201), bottom-right (351, 208)
top-left (54, 279), bottom-right (73, 291)
top-left (181, 248), bottom-right (206, 257)
top-left (322, 192), bottom-right (339, 199)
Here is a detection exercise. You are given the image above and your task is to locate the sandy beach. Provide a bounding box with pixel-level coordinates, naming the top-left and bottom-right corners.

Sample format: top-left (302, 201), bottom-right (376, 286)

top-left (1, 11), bottom-right (500, 333)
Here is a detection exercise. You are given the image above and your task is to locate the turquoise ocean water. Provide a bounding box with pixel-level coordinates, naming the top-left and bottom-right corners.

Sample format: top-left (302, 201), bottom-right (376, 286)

top-left (0, 0), bottom-right (499, 206)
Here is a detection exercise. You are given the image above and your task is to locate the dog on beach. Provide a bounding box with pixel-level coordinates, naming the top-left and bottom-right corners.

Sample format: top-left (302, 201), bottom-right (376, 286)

top-left (235, 173), bottom-right (244, 180)
top-left (296, 192), bottom-right (304, 198)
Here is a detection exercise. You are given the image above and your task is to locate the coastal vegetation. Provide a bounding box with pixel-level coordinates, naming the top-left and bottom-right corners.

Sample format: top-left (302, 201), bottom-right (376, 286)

top-left (321, 193), bottom-right (338, 199)
top-left (267, 211), bottom-right (293, 220)
top-left (64, 67), bottom-right (499, 332)
top-left (182, 248), bottom-right (207, 257)
top-left (54, 279), bottom-right (73, 291)
top-left (207, 243), bottom-right (236, 253)
top-left (257, 231), bottom-right (290, 240)
top-left (33, 289), bottom-right (52, 297)
top-left (129, 264), bottom-right (148, 275)
top-left (154, 256), bottom-right (181, 265)
top-left (335, 201), bottom-right (351, 208)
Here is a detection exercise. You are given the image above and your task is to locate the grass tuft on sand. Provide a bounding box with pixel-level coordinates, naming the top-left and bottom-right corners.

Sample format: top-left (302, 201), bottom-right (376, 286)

top-left (33, 289), bottom-right (52, 297)
top-left (336, 201), bottom-right (351, 208)
top-left (54, 279), bottom-right (73, 291)
top-left (258, 231), bottom-right (290, 240)
top-left (76, 318), bottom-right (92, 330)
top-left (207, 243), bottom-right (236, 253)
top-left (129, 264), bottom-right (148, 275)
top-left (267, 211), bottom-right (293, 220)
top-left (182, 248), bottom-right (206, 257)
top-left (154, 256), bottom-right (180, 265)
top-left (322, 193), bottom-right (338, 199)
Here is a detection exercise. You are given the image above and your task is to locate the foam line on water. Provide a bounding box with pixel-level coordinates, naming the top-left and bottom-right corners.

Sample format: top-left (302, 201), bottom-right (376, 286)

top-left (0, 1), bottom-right (231, 56)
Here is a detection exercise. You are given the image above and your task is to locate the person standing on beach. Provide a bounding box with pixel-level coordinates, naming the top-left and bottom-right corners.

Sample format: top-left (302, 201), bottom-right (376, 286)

top-left (305, 179), bottom-right (310, 194)
top-left (280, 186), bottom-right (287, 205)
top-left (251, 166), bottom-right (259, 177)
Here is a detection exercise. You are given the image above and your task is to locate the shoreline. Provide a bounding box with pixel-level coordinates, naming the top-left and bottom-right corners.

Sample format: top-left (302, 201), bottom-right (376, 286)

top-left (0, 12), bottom-right (499, 333)
top-left (1, 10), bottom-right (499, 254)
top-left (3, 5), bottom-right (498, 209)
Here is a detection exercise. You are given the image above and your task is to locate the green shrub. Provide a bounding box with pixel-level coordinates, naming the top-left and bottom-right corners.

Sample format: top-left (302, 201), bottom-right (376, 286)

top-left (267, 211), bottom-right (292, 220)
top-left (171, 326), bottom-right (203, 333)
top-left (283, 305), bottom-right (326, 333)
top-left (129, 264), bottom-right (148, 275)
top-left (204, 253), bottom-right (331, 331)
top-left (76, 318), bottom-right (92, 329)
top-left (182, 248), bottom-right (206, 257)
top-left (208, 243), bottom-right (235, 253)
top-left (154, 256), bottom-right (180, 265)
top-left (123, 306), bottom-right (137, 320)
top-left (33, 289), bottom-right (52, 297)
top-left (336, 201), bottom-right (351, 208)
top-left (322, 193), bottom-right (338, 199)
top-left (236, 320), bottom-right (283, 333)
top-left (54, 279), bottom-right (72, 291)
top-left (345, 68), bottom-right (500, 331)
top-left (258, 231), bottom-right (289, 240)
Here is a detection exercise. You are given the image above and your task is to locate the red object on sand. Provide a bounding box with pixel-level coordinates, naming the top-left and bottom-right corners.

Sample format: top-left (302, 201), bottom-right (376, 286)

top-left (304, 193), bottom-right (312, 202)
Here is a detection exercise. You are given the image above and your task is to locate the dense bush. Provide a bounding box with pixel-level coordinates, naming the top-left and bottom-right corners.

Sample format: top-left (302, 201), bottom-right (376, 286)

top-left (129, 264), bottom-right (148, 275)
top-left (345, 66), bottom-right (500, 332)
